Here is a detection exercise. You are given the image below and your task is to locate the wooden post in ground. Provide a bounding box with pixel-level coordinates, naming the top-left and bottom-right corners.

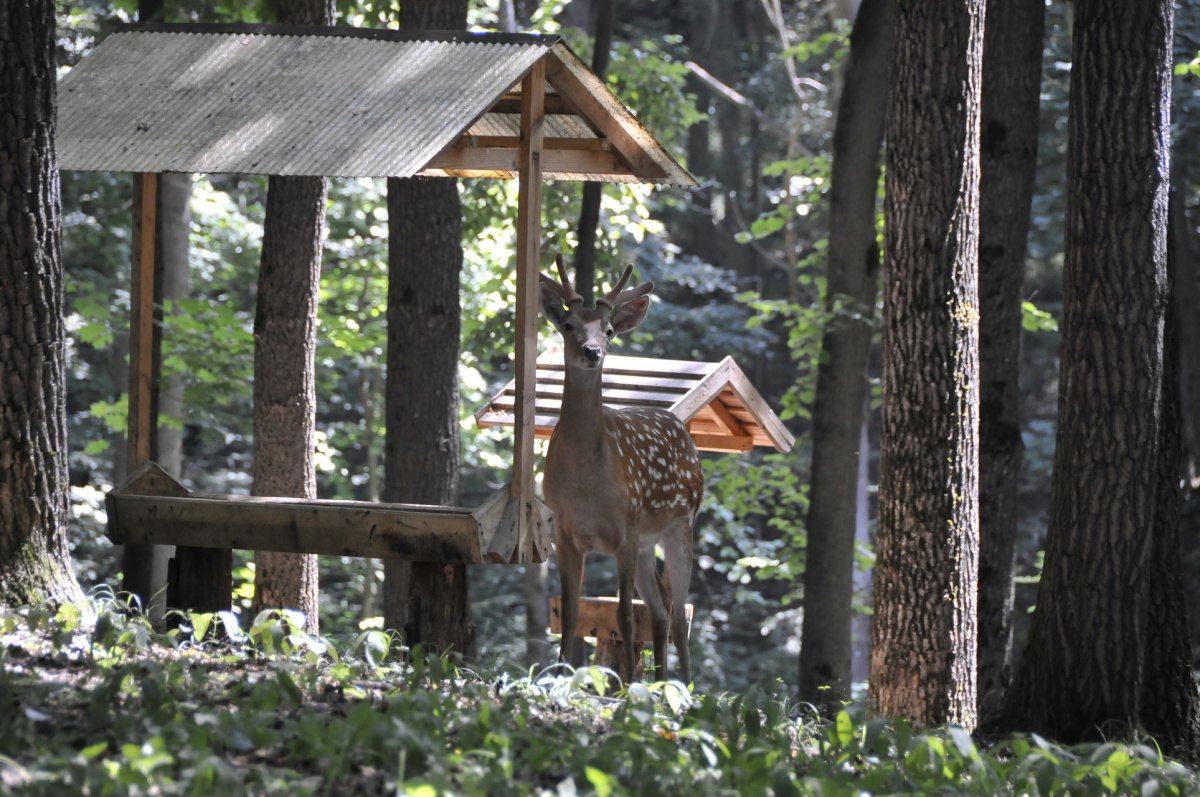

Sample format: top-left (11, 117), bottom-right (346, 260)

top-left (513, 63), bottom-right (546, 563)
top-left (121, 173), bottom-right (163, 611)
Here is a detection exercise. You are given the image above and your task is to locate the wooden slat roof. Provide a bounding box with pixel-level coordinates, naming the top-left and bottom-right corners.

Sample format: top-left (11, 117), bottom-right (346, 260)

top-left (56, 23), bottom-right (696, 185)
top-left (475, 347), bottom-right (795, 453)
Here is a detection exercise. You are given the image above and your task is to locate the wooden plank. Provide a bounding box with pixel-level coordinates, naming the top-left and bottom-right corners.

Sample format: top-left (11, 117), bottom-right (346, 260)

top-left (491, 94), bottom-right (578, 116)
top-left (533, 369), bottom-right (701, 392)
top-left (691, 434), bottom-right (755, 453)
top-left (549, 596), bottom-right (694, 642)
top-left (513, 62), bottom-right (546, 564)
top-left (450, 136), bottom-right (611, 152)
top-left (539, 350), bottom-right (717, 377)
top-left (127, 172), bottom-right (157, 470)
top-left (425, 147), bottom-right (631, 177)
top-left (106, 493), bottom-right (482, 563)
top-left (490, 383), bottom-right (685, 407)
top-left (668, 358), bottom-right (737, 423)
top-left (705, 399), bottom-right (751, 439)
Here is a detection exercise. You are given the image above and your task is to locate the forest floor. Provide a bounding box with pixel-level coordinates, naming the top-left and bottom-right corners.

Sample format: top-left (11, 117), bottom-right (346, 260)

top-left (2, 602), bottom-right (1199, 796)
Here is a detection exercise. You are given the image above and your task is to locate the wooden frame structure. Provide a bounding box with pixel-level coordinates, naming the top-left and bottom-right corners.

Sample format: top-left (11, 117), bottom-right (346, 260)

top-left (54, 24), bottom-right (785, 618)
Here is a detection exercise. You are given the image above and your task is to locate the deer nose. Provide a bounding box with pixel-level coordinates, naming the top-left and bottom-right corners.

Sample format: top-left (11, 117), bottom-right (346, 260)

top-left (583, 344), bottom-right (602, 363)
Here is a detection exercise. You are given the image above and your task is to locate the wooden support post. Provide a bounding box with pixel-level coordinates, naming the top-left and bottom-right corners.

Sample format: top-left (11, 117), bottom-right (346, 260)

top-left (513, 63), bottom-right (546, 563)
top-left (122, 173), bottom-right (163, 613)
top-left (127, 173), bottom-right (157, 469)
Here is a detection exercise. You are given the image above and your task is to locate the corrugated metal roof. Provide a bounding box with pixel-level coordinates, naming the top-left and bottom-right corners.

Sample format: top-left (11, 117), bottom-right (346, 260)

top-left (58, 27), bottom-right (549, 177)
top-left (56, 23), bottom-right (695, 186)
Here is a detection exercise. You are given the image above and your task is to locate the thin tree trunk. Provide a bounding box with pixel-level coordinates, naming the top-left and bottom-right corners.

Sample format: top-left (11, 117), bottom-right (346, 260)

top-left (249, 0), bottom-right (333, 634)
top-left (0, 0), bottom-right (85, 606)
top-left (797, 0), bottom-right (892, 709)
top-left (976, 0), bottom-right (1043, 717)
top-left (999, 0), bottom-right (1184, 746)
top-left (870, 0), bottom-right (984, 730)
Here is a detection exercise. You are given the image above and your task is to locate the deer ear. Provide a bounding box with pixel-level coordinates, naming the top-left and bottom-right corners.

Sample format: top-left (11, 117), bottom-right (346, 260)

top-left (539, 277), bottom-right (570, 327)
top-left (612, 294), bottom-right (651, 334)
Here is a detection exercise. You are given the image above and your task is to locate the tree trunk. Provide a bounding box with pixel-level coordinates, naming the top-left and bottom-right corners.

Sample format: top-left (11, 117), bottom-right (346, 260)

top-left (384, 175), bottom-right (474, 655)
top-left (999, 0), bottom-right (1188, 748)
top-left (380, 0), bottom-right (474, 658)
top-left (249, 0), bottom-right (333, 634)
top-left (975, 0), bottom-right (1043, 718)
top-left (797, 0), bottom-right (892, 709)
top-left (870, 0), bottom-right (984, 730)
top-left (1170, 190), bottom-right (1200, 481)
top-left (0, 0), bottom-right (85, 606)
top-left (1138, 211), bottom-right (1200, 760)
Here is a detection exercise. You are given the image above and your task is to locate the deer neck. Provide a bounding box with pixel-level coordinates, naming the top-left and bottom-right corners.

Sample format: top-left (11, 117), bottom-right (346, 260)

top-left (557, 363), bottom-right (609, 455)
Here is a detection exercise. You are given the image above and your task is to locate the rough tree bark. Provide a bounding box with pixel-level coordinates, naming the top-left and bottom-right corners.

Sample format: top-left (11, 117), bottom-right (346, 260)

top-left (975, 0), bottom-right (1044, 717)
top-left (870, 0), bottom-right (984, 729)
top-left (797, 0), bottom-right (892, 709)
top-left (0, 0), bottom-right (85, 606)
top-left (250, 0), bottom-right (334, 634)
top-left (1139, 212), bottom-right (1200, 759)
top-left (997, 1), bottom-right (1200, 758)
top-left (383, 173), bottom-right (474, 655)
top-left (383, 0), bottom-right (475, 657)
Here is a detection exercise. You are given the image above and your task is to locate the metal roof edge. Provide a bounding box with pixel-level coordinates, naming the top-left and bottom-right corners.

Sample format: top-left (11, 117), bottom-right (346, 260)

top-left (117, 22), bottom-right (559, 48)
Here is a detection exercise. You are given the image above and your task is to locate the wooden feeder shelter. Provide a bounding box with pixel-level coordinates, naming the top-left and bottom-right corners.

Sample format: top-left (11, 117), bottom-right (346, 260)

top-left (476, 347), bottom-right (794, 454)
top-left (56, 22), bottom-right (790, 615)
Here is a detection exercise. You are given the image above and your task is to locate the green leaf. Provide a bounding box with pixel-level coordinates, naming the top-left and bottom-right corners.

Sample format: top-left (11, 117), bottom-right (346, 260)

top-left (79, 741), bottom-right (108, 760)
top-left (585, 767), bottom-right (614, 797)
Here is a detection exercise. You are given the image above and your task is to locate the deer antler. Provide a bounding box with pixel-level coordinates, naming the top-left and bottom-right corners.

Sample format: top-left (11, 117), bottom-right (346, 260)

top-left (597, 264), bottom-right (653, 309)
top-left (541, 253), bottom-right (584, 307)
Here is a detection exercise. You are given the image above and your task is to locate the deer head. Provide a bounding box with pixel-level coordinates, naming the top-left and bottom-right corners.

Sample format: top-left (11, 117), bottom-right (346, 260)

top-left (538, 254), bottom-right (654, 370)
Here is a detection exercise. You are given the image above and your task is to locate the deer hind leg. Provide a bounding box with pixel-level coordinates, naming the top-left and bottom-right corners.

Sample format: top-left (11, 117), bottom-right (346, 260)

top-left (635, 546), bottom-right (671, 681)
top-left (661, 522), bottom-right (694, 684)
top-left (556, 535), bottom-right (587, 670)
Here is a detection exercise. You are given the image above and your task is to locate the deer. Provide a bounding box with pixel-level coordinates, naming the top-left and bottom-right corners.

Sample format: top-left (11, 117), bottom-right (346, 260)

top-left (538, 254), bottom-right (703, 684)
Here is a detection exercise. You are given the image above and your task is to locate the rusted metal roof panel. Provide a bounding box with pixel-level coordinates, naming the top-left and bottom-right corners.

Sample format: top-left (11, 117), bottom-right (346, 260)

top-left (58, 26), bottom-right (554, 178)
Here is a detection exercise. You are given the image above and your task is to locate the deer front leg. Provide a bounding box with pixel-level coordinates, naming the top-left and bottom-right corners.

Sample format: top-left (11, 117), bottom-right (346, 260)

top-left (616, 542), bottom-right (639, 683)
top-left (556, 535), bottom-right (586, 669)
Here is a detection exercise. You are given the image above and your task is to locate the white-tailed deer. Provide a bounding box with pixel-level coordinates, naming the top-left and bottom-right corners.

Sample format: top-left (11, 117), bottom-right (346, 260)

top-left (539, 254), bottom-right (702, 684)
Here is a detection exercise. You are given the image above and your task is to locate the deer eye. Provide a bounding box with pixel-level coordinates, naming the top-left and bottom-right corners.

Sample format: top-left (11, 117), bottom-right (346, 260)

top-left (606, 327), bottom-right (615, 338)
top-left (563, 323), bottom-right (574, 332)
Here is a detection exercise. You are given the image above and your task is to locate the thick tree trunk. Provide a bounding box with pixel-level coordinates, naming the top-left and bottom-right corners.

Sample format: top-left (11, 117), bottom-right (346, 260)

top-left (1171, 191), bottom-right (1200, 480)
top-left (870, 0), bottom-right (984, 729)
top-left (975, 0), bottom-right (1043, 717)
top-left (249, 0), bottom-right (333, 634)
top-left (797, 0), bottom-right (892, 709)
top-left (999, 0), bottom-right (1189, 748)
top-left (1139, 217), bottom-right (1200, 760)
top-left (384, 176), bottom-right (474, 655)
top-left (0, 0), bottom-right (85, 606)
top-left (251, 174), bottom-right (324, 631)
top-left (381, 0), bottom-right (474, 658)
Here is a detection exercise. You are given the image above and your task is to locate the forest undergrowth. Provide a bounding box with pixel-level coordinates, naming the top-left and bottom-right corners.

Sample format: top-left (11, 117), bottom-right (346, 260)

top-left (1, 596), bottom-right (1198, 796)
